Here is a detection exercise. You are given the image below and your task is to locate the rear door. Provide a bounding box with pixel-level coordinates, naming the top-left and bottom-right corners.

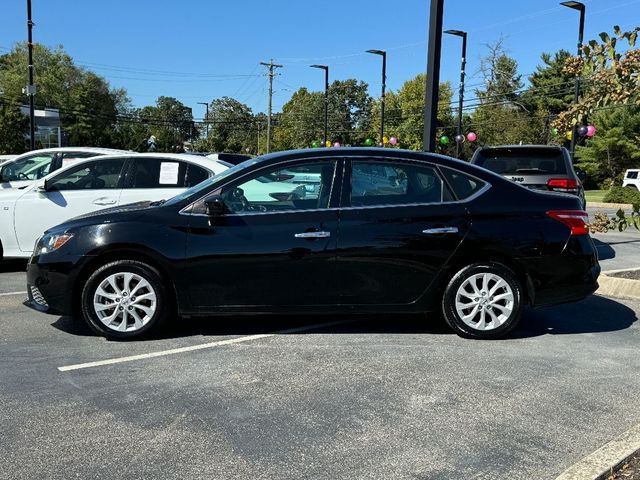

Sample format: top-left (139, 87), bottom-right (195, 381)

top-left (119, 158), bottom-right (211, 206)
top-left (336, 158), bottom-right (470, 305)
top-left (14, 157), bottom-right (127, 252)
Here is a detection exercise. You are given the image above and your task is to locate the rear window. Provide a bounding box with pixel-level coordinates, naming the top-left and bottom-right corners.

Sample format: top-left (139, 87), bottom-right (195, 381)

top-left (626, 171), bottom-right (639, 179)
top-left (474, 148), bottom-right (567, 175)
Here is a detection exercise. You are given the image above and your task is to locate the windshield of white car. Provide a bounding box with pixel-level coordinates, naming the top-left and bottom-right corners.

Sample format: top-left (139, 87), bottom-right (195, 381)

top-left (163, 159), bottom-right (259, 206)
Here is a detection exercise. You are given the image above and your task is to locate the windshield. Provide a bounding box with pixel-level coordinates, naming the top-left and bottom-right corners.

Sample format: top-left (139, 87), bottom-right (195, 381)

top-left (0, 154), bottom-right (54, 181)
top-left (163, 159), bottom-right (259, 206)
top-left (474, 148), bottom-right (567, 175)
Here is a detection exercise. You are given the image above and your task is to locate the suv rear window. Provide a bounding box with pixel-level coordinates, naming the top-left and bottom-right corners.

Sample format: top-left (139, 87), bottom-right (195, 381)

top-left (474, 148), bottom-right (567, 175)
top-left (626, 171), bottom-right (639, 179)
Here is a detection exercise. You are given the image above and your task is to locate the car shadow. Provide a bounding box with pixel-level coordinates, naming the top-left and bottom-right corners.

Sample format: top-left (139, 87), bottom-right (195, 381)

top-left (0, 259), bottom-right (27, 273)
top-left (592, 239), bottom-right (616, 261)
top-left (51, 295), bottom-right (636, 341)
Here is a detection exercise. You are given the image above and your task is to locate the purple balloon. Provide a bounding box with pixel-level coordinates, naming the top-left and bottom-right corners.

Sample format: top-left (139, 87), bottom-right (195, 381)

top-left (577, 125), bottom-right (589, 136)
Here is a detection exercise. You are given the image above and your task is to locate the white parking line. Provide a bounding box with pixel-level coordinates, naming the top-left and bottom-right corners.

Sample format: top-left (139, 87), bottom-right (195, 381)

top-left (0, 291), bottom-right (27, 297)
top-left (58, 318), bottom-right (356, 372)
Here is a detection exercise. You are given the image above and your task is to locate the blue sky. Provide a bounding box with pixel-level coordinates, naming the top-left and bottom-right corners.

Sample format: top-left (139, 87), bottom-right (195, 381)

top-left (1, 0), bottom-right (638, 120)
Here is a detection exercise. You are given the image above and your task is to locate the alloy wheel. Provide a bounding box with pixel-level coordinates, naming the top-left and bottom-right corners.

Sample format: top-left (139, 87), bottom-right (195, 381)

top-left (454, 272), bottom-right (515, 331)
top-left (93, 272), bottom-right (157, 332)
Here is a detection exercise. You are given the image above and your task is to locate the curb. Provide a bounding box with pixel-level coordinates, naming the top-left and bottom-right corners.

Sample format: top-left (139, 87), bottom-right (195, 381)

top-left (555, 423), bottom-right (640, 480)
top-left (596, 268), bottom-right (640, 301)
top-left (588, 202), bottom-right (634, 210)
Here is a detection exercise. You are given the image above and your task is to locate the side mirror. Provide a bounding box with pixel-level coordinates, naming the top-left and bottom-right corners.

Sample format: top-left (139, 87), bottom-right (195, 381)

top-left (36, 180), bottom-right (48, 193)
top-left (204, 195), bottom-right (226, 217)
top-left (575, 167), bottom-right (587, 183)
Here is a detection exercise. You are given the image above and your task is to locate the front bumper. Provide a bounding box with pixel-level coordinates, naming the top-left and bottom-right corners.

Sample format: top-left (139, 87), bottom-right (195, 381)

top-left (25, 255), bottom-right (80, 316)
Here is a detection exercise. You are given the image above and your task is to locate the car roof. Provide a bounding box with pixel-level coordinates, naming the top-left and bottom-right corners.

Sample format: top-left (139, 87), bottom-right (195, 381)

top-left (41, 152), bottom-right (229, 180)
top-left (11, 147), bottom-right (128, 158)
top-left (476, 144), bottom-right (565, 151)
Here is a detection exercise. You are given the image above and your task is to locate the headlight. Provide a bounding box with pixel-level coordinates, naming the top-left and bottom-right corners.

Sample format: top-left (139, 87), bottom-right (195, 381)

top-left (37, 233), bottom-right (74, 254)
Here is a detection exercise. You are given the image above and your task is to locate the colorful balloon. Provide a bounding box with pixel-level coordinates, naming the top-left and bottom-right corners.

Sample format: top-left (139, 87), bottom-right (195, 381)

top-left (577, 125), bottom-right (589, 136)
top-left (466, 132), bottom-right (477, 142)
top-left (333, 142), bottom-right (341, 148)
top-left (383, 136), bottom-right (389, 144)
top-left (364, 138), bottom-right (374, 146)
top-left (325, 140), bottom-right (332, 148)
top-left (455, 134), bottom-right (465, 144)
top-left (551, 128), bottom-right (558, 136)
top-left (586, 125), bottom-right (596, 137)
top-left (311, 141), bottom-right (319, 148)
top-left (389, 136), bottom-right (398, 145)
top-left (440, 136), bottom-right (450, 145)
top-left (566, 131), bottom-right (572, 140)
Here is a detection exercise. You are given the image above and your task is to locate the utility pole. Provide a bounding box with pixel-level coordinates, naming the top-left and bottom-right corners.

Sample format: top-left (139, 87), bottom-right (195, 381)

top-left (423, 0), bottom-right (445, 152)
top-left (26, 0), bottom-right (36, 150)
top-left (444, 30), bottom-right (467, 158)
top-left (197, 102), bottom-right (209, 138)
top-left (260, 59), bottom-right (282, 153)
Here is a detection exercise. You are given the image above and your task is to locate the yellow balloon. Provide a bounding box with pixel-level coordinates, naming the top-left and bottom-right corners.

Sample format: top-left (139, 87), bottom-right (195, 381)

top-left (566, 131), bottom-right (572, 140)
top-left (325, 140), bottom-right (331, 147)
top-left (383, 136), bottom-right (389, 144)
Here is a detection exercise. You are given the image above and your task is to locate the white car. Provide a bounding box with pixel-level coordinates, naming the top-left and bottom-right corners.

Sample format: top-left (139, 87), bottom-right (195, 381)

top-left (623, 169), bottom-right (640, 190)
top-left (0, 153), bottom-right (228, 260)
top-left (0, 147), bottom-right (127, 190)
top-left (0, 155), bottom-right (17, 165)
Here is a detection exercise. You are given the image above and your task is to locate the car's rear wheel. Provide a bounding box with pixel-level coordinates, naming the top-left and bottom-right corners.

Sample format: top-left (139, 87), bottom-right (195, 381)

top-left (81, 260), bottom-right (169, 339)
top-left (442, 263), bottom-right (523, 339)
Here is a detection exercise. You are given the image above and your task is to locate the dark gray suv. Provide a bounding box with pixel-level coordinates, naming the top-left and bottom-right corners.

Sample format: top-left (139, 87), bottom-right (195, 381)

top-left (470, 145), bottom-right (586, 208)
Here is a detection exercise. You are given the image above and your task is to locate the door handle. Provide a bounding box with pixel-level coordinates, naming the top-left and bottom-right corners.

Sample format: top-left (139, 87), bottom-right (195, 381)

top-left (294, 231), bottom-right (331, 239)
top-left (93, 198), bottom-right (117, 206)
top-left (422, 227), bottom-right (459, 235)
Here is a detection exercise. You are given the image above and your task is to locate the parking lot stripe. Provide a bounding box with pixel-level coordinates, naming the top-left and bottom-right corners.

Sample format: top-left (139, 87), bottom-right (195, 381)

top-left (57, 318), bottom-right (355, 372)
top-left (0, 291), bottom-right (27, 297)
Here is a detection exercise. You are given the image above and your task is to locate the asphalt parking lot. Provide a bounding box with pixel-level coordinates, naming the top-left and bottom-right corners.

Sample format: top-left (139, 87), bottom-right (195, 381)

top-left (2, 221), bottom-right (640, 480)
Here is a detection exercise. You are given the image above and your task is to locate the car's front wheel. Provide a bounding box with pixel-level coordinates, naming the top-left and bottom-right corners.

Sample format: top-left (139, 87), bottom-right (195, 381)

top-left (81, 260), bottom-right (170, 339)
top-left (442, 263), bottom-right (523, 339)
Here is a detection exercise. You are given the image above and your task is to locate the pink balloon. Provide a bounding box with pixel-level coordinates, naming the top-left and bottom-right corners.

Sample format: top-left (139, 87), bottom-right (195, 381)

top-left (586, 125), bottom-right (596, 137)
top-left (389, 136), bottom-right (398, 145)
top-left (333, 142), bottom-right (341, 148)
top-left (466, 132), bottom-right (477, 142)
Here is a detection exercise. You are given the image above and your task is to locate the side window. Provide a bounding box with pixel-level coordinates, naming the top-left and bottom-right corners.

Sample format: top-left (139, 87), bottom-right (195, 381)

top-left (0, 154), bottom-right (54, 181)
top-left (60, 151), bottom-right (103, 169)
top-left (127, 158), bottom-right (188, 189)
top-left (219, 161), bottom-right (335, 213)
top-left (350, 160), bottom-right (450, 207)
top-left (185, 164), bottom-right (210, 187)
top-left (47, 159), bottom-right (126, 191)
top-left (440, 167), bottom-right (487, 200)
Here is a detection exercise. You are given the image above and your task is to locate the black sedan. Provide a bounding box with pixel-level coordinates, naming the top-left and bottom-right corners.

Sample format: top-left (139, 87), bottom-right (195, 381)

top-left (26, 148), bottom-right (600, 340)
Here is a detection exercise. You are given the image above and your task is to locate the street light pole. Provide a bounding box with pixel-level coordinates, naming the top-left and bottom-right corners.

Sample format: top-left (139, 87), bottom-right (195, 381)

top-left (423, 0), bottom-right (445, 152)
top-left (197, 102), bottom-right (209, 139)
top-left (310, 64), bottom-right (329, 147)
top-left (444, 30), bottom-right (467, 158)
top-left (560, 1), bottom-right (586, 161)
top-left (26, 0), bottom-right (36, 150)
top-left (366, 50), bottom-right (387, 146)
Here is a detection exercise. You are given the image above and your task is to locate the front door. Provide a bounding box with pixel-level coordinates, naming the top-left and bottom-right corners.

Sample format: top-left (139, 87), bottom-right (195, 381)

top-left (336, 158), bottom-right (470, 305)
top-left (14, 157), bottom-right (126, 252)
top-left (183, 158), bottom-right (341, 309)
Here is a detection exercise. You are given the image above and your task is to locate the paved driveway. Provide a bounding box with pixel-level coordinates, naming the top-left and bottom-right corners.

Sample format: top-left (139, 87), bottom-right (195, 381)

top-left (1, 255), bottom-right (639, 479)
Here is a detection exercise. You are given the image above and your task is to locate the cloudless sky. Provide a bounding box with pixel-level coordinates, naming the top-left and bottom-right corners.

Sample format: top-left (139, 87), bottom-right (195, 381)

top-left (1, 0), bottom-right (638, 120)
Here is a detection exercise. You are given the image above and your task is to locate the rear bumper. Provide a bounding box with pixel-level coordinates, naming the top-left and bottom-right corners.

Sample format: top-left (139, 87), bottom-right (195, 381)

top-left (530, 234), bottom-right (600, 308)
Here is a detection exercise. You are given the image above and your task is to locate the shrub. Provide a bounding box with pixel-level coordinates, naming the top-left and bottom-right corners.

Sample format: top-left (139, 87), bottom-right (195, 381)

top-left (602, 186), bottom-right (640, 204)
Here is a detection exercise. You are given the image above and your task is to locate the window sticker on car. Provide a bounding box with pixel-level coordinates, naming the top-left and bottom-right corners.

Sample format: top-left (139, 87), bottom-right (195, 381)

top-left (159, 162), bottom-right (180, 184)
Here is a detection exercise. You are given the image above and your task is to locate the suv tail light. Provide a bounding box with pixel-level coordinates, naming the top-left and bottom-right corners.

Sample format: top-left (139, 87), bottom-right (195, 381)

top-left (546, 210), bottom-right (589, 235)
top-left (547, 178), bottom-right (579, 192)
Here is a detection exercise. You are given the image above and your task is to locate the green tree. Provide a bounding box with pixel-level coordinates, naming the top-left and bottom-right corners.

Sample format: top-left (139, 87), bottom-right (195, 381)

top-left (0, 43), bottom-right (126, 148)
top-left (575, 106), bottom-right (640, 188)
top-left (275, 87), bottom-right (323, 150)
top-left (199, 97), bottom-right (256, 153)
top-left (523, 50), bottom-right (576, 116)
top-left (139, 96), bottom-right (195, 151)
top-left (0, 100), bottom-right (28, 154)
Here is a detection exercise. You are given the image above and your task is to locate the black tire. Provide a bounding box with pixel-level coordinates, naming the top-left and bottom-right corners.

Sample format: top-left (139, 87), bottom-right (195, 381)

top-left (81, 260), bottom-right (170, 339)
top-left (442, 262), bottom-right (523, 340)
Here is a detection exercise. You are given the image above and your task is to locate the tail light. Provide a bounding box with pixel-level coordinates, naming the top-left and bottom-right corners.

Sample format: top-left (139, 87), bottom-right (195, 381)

top-left (546, 210), bottom-right (589, 235)
top-left (547, 178), bottom-right (579, 192)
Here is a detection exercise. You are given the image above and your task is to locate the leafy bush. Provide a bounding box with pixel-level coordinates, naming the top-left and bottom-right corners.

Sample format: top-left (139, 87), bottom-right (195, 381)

top-left (602, 186), bottom-right (640, 204)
